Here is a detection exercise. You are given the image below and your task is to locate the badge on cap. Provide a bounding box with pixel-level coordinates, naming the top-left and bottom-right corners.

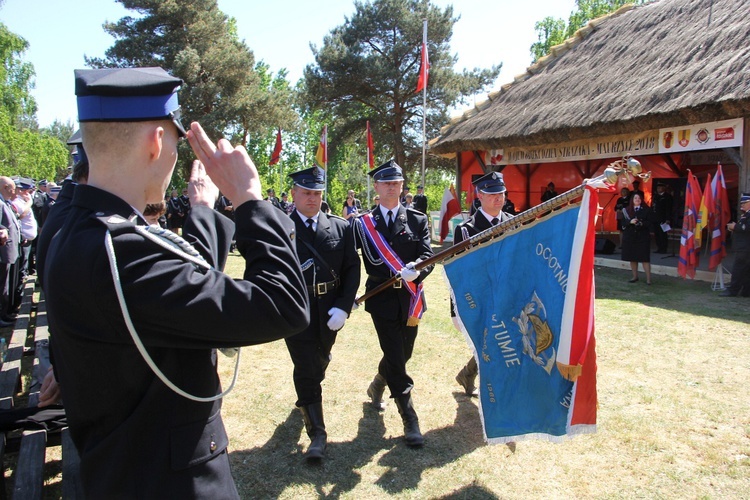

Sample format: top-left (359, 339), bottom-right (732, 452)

top-left (289, 166), bottom-right (326, 191)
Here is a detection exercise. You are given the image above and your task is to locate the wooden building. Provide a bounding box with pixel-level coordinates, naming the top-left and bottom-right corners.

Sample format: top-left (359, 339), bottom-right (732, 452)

top-left (430, 0), bottom-right (750, 231)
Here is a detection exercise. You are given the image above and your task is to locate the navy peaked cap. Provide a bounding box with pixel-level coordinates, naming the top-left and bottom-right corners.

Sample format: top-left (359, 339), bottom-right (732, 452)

top-left (75, 67), bottom-right (185, 136)
top-left (15, 177), bottom-right (35, 190)
top-left (67, 129), bottom-right (82, 145)
top-left (289, 167), bottom-right (326, 191)
top-left (740, 193), bottom-right (750, 203)
top-left (368, 160), bottom-right (404, 182)
top-left (473, 171), bottom-right (506, 194)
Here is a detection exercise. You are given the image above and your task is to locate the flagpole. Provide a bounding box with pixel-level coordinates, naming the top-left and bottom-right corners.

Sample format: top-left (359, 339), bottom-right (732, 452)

top-left (420, 19), bottom-right (428, 189)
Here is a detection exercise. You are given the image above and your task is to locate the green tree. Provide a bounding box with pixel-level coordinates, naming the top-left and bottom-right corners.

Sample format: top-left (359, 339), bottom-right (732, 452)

top-left (87, 0), bottom-right (297, 182)
top-left (303, 0), bottom-right (500, 185)
top-left (0, 22), bottom-right (65, 180)
top-left (531, 1), bottom-right (650, 62)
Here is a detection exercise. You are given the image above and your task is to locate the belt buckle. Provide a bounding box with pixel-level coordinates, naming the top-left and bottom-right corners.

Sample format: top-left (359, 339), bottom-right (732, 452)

top-left (316, 282), bottom-right (328, 295)
top-left (393, 279), bottom-right (403, 289)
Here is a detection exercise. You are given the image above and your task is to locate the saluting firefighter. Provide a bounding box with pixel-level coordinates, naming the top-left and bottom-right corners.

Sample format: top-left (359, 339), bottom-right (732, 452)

top-left (354, 160), bottom-right (434, 448)
top-left (44, 67), bottom-right (308, 498)
top-left (453, 172), bottom-right (514, 396)
top-left (285, 166), bottom-right (361, 461)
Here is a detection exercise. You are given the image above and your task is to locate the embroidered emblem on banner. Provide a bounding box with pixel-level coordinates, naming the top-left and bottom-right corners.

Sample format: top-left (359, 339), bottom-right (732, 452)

top-left (513, 291), bottom-right (556, 375)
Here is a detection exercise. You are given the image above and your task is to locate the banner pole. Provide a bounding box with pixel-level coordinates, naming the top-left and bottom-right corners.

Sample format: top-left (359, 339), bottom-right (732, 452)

top-left (355, 156), bottom-right (646, 305)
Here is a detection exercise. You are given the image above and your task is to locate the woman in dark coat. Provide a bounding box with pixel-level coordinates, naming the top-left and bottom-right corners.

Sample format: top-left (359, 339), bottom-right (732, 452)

top-left (620, 192), bottom-right (653, 284)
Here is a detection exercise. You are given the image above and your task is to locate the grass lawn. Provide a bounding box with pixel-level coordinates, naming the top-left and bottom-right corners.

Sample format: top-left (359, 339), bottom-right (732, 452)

top-left (22, 245), bottom-right (749, 499)
top-left (217, 249), bottom-right (750, 499)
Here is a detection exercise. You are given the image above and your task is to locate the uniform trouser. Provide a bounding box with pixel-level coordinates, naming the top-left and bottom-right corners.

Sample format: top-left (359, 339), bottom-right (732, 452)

top-left (7, 257), bottom-right (20, 314)
top-left (371, 314), bottom-right (418, 397)
top-left (728, 252), bottom-right (750, 295)
top-left (0, 263), bottom-right (10, 315)
top-left (285, 304), bottom-right (337, 407)
top-left (654, 225), bottom-right (669, 252)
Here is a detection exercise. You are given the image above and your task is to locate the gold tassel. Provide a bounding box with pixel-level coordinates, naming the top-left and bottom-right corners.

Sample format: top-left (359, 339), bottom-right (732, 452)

top-left (406, 316), bottom-right (420, 327)
top-left (556, 362), bottom-right (583, 381)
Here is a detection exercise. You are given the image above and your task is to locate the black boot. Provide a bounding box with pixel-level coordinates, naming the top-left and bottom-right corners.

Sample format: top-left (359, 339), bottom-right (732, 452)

top-left (367, 373), bottom-right (387, 410)
top-left (300, 403), bottom-right (327, 461)
top-left (394, 394), bottom-right (423, 448)
top-left (455, 356), bottom-right (478, 396)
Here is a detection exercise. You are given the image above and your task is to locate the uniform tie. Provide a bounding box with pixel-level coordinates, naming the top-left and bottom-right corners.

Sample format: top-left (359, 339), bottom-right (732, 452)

top-left (491, 217), bottom-right (499, 226)
top-left (386, 210), bottom-right (394, 231)
top-left (306, 218), bottom-right (315, 234)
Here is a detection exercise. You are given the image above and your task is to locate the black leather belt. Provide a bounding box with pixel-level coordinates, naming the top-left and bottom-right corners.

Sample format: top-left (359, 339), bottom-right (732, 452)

top-left (306, 279), bottom-right (340, 297)
top-left (367, 275), bottom-right (403, 289)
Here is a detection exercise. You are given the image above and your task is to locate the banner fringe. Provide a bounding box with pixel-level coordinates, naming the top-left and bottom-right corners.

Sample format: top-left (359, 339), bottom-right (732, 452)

top-left (485, 425), bottom-right (597, 445)
top-left (556, 362), bottom-right (583, 381)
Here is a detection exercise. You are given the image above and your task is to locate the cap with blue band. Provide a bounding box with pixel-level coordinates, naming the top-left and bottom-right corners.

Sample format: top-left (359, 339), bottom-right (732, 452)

top-left (75, 67), bottom-right (186, 136)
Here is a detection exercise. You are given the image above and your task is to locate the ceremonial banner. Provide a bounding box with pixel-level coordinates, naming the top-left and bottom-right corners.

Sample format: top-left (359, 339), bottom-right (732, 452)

top-left (678, 171), bottom-right (702, 278)
top-left (444, 187), bottom-right (599, 443)
top-left (708, 165), bottom-right (730, 270)
top-left (439, 185), bottom-right (461, 243)
top-left (315, 126), bottom-right (327, 169)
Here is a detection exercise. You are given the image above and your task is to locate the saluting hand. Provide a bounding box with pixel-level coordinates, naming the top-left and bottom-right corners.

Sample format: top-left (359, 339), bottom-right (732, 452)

top-left (187, 161), bottom-right (219, 208)
top-left (186, 121), bottom-right (262, 207)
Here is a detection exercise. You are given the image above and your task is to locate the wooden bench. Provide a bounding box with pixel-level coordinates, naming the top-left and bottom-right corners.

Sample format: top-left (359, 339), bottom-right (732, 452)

top-left (0, 276), bottom-right (82, 499)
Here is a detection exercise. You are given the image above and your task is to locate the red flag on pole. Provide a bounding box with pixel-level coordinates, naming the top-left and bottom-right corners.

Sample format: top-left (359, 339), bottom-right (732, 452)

top-left (314, 126), bottom-right (327, 169)
top-left (415, 27), bottom-right (429, 93)
top-left (678, 171), bottom-right (702, 278)
top-left (366, 121), bottom-right (374, 169)
top-left (708, 164), bottom-right (730, 270)
top-left (269, 128), bottom-right (282, 166)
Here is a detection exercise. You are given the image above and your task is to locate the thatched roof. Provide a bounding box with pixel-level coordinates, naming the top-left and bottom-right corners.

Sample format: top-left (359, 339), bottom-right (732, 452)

top-left (430, 0), bottom-right (750, 155)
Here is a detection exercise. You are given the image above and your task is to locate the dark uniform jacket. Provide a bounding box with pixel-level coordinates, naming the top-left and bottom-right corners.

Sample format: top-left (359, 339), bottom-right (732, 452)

top-left (290, 211), bottom-right (360, 328)
top-left (44, 185), bottom-right (308, 499)
top-left (356, 205), bottom-right (433, 320)
top-left (732, 210), bottom-right (750, 252)
top-left (36, 180), bottom-right (75, 287)
top-left (453, 209), bottom-right (513, 245)
top-left (652, 191), bottom-right (674, 223)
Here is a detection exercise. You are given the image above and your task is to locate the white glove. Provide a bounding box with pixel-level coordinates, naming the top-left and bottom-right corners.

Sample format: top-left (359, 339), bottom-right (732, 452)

top-left (351, 300), bottom-right (360, 311)
top-left (327, 307), bottom-right (348, 331)
top-left (400, 261), bottom-right (420, 282)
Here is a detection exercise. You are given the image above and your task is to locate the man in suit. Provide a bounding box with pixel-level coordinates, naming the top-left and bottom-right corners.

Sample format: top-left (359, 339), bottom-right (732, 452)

top-left (0, 177), bottom-right (20, 327)
top-left (651, 182), bottom-right (673, 253)
top-left (43, 67), bottom-right (308, 498)
top-left (355, 160), bottom-right (433, 447)
top-left (453, 172), bottom-right (514, 396)
top-left (285, 166), bottom-right (360, 461)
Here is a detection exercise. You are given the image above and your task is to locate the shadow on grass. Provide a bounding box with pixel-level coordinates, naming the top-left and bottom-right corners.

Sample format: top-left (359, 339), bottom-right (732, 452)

top-left (230, 393), bottom-right (491, 497)
top-left (593, 266), bottom-right (750, 322)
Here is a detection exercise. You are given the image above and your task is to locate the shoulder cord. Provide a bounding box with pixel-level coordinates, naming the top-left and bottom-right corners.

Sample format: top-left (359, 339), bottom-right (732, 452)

top-left (104, 227), bottom-right (241, 403)
top-left (354, 218), bottom-right (383, 266)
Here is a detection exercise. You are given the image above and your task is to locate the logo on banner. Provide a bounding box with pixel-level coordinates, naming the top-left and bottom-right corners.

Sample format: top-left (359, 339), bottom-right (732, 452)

top-left (715, 127), bottom-right (735, 141)
top-left (696, 128), bottom-right (710, 144)
top-left (513, 291), bottom-right (556, 375)
top-left (487, 149), bottom-right (504, 165)
top-left (678, 129), bottom-right (690, 147)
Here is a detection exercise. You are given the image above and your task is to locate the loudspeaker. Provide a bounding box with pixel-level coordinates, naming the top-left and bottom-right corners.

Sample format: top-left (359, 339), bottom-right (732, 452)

top-left (594, 238), bottom-right (616, 254)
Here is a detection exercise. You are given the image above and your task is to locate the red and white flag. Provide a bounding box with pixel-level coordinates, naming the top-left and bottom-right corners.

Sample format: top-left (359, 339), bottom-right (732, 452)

top-left (439, 185), bottom-right (461, 243)
top-left (366, 121), bottom-right (374, 169)
top-left (415, 22), bottom-right (429, 93)
top-left (269, 128), bottom-right (282, 166)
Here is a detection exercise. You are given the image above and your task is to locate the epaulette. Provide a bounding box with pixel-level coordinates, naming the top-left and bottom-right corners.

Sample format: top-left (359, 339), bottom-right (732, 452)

top-left (93, 213), bottom-right (137, 234)
top-left (327, 214), bottom-right (347, 222)
top-left (406, 207), bottom-right (426, 217)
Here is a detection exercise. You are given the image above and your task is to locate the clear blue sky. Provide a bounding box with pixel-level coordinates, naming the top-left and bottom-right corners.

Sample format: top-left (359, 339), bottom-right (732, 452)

top-left (1, 0), bottom-right (575, 127)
